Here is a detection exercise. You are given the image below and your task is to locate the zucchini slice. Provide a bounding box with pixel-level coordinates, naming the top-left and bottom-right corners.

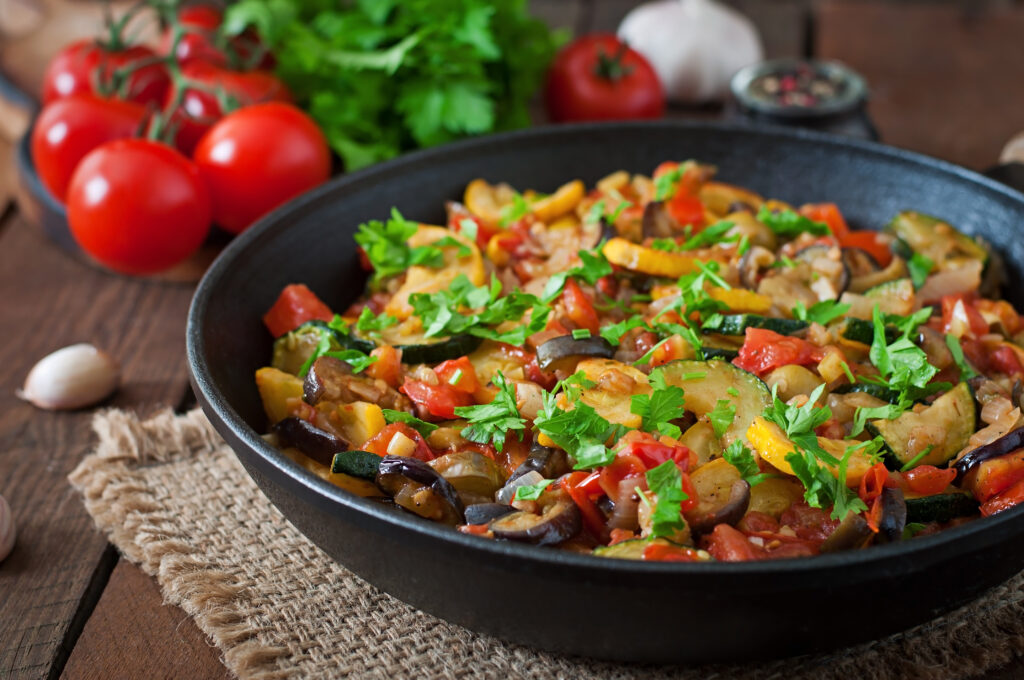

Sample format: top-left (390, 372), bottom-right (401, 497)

top-left (593, 537), bottom-right (684, 560)
top-left (659, 359), bottom-right (771, 445)
top-left (701, 314), bottom-right (809, 336)
top-left (839, 278), bottom-right (915, 319)
top-left (835, 317), bottom-right (897, 346)
top-left (886, 211), bottom-right (988, 271)
top-left (357, 334), bottom-right (484, 365)
top-left (331, 450), bottom-right (382, 480)
top-left (870, 382), bottom-right (975, 469)
top-left (832, 381), bottom-right (903, 404)
top-left (904, 492), bottom-right (979, 524)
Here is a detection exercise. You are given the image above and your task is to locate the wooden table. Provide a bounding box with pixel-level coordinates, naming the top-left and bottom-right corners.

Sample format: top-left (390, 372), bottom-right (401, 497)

top-left (3, 1), bottom-right (1024, 678)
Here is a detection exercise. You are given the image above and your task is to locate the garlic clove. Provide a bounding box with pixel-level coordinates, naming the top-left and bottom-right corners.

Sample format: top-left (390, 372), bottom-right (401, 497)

top-left (0, 494), bottom-right (14, 563)
top-left (17, 343), bottom-right (120, 410)
top-left (1000, 131), bottom-right (1024, 165)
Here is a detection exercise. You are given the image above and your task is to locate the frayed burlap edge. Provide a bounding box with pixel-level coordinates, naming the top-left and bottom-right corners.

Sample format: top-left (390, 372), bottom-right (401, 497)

top-left (68, 408), bottom-right (1024, 680)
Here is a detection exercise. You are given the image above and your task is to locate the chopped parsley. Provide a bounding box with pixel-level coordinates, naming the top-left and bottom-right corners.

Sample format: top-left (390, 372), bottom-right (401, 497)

top-left (645, 460), bottom-right (689, 538)
top-left (354, 306), bottom-right (398, 334)
top-left (653, 164), bottom-right (685, 201)
top-left (756, 207), bottom-right (831, 238)
top-left (572, 328), bottom-right (592, 339)
top-left (908, 252), bottom-right (935, 289)
top-left (723, 440), bottom-right (769, 486)
top-left (513, 479), bottom-right (554, 502)
top-left (586, 199), bottom-right (632, 225)
top-left (630, 368), bottom-right (687, 438)
top-left (453, 371), bottom-right (526, 452)
top-left (945, 333), bottom-right (979, 380)
top-left (297, 325), bottom-right (377, 377)
top-left (599, 316), bottom-right (651, 346)
top-left (534, 374), bottom-right (625, 470)
top-left (354, 208), bottom-right (449, 283)
top-left (382, 409), bottom-right (438, 437)
top-left (541, 248), bottom-right (614, 302)
top-left (499, 192), bottom-right (531, 226)
top-left (792, 300), bottom-right (851, 326)
top-left (707, 398), bottom-right (737, 438)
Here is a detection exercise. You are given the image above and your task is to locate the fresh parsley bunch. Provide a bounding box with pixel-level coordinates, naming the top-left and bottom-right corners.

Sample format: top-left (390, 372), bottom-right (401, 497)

top-left (225, 0), bottom-right (563, 170)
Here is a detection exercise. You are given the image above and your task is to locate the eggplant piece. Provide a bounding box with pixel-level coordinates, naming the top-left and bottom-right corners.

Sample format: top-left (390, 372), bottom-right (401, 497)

top-left (820, 512), bottom-right (873, 552)
top-left (954, 427), bottom-right (1024, 482)
top-left (489, 491), bottom-right (582, 545)
top-left (641, 201), bottom-right (678, 239)
top-left (536, 335), bottom-right (615, 373)
top-left (272, 417), bottom-right (348, 466)
top-left (738, 245), bottom-right (776, 289)
top-left (509, 443), bottom-right (571, 484)
top-left (429, 451), bottom-right (508, 503)
top-left (376, 455), bottom-right (465, 525)
top-left (464, 503), bottom-right (516, 525)
top-left (304, 356), bottom-right (413, 412)
top-left (685, 479), bottom-right (751, 536)
top-left (841, 247), bottom-right (881, 277)
top-left (875, 487), bottom-right (907, 544)
top-left (794, 244), bottom-right (850, 300)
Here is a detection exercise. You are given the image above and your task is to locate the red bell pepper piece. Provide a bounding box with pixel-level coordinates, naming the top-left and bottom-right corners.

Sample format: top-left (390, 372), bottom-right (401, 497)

top-left (732, 327), bottom-right (826, 377)
top-left (262, 284), bottom-right (333, 337)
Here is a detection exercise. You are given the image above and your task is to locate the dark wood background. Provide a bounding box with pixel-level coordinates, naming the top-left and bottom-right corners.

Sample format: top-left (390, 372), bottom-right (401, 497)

top-left (2, 1), bottom-right (1024, 678)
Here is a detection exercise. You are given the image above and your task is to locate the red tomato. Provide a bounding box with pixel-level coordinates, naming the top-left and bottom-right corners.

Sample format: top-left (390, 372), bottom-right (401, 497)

top-left (42, 40), bottom-right (170, 107)
top-left (839, 231), bottom-right (893, 268)
top-left (166, 62), bottom-right (292, 155)
top-left (66, 139), bottom-right (211, 275)
top-left (434, 357), bottom-right (479, 394)
top-left (31, 94), bottom-right (146, 201)
top-left (544, 34), bottom-right (664, 123)
top-left (966, 449), bottom-right (1024, 503)
top-left (598, 454), bottom-right (647, 500)
top-left (941, 293), bottom-right (989, 338)
top-left (666, 194), bottom-right (705, 229)
top-left (990, 345), bottom-right (1024, 377)
top-left (622, 439), bottom-right (695, 471)
top-left (400, 378), bottom-right (474, 420)
top-left (193, 102), bottom-right (330, 234)
top-left (981, 477), bottom-right (1024, 517)
top-left (367, 345), bottom-right (403, 389)
top-left (262, 284), bottom-right (333, 337)
top-left (562, 278), bottom-right (600, 334)
top-left (800, 203), bottom-right (850, 240)
top-left (738, 511), bottom-right (780, 533)
top-left (447, 203), bottom-right (499, 251)
top-left (562, 471), bottom-right (608, 538)
top-left (158, 5), bottom-right (226, 67)
top-left (778, 502), bottom-right (839, 543)
top-left (733, 327), bottom-right (826, 377)
top-left (362, 423), bottom-right (434, 461)
top-left (705, 524), bottom-right (761, 562)
top-left (642, 543), bottom-right (701, 562)
top-left (858, 461), bottom-right (896, 504)
top-left (903, 465), bottom-right (957, 496)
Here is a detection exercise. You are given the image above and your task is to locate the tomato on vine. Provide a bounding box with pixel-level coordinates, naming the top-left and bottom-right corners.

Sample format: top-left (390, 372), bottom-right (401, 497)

top-left (193, 102), bottom-right (331, 234)
top-left (41, 39), bottom-right (170, 107)
top-left (66, 139), bottom-right (211, 275)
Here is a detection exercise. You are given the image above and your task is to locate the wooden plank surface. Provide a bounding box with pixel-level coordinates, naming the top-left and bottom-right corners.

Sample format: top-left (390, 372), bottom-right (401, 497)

top-left (817, 0), bottom-right (1024, 169)
top-left (0, 213), bottom-right (195, 679)
top-left (61, 561), bottom-right (232, 680)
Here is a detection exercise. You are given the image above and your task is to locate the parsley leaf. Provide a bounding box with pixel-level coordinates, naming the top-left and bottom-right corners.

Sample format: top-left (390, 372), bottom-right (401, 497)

top-left (653, 165), bottom-right (684, 201)
top-left (945, 333), bottom-right (979, 380)
top-left (297, 325), bottom-right (377, 377)
top-left (630, 371), bottom-right (687, 438)
top-left (599, 315), bottom-right (651, 346)
top-left (908, 252), bottom-right (935, 289)
top-left (645, 460), bottom-right (689, 538)
top-left (723, 440), bottom-right (769, 486)
top-left (756, 207), bottom-right (831, 238)
top-left (792, 300), bottom-right (852, 325)
top-left (513, 479), bottom-right (554, 502)
top-left (542, 248), bottom-right (614, 302)
top-left (355, 307), bottom-right (398, 334)
top-left (708, 399), bottom-right (737, 438)
top-left (408, 274), bottom-right (548, 343)
top-left (865, 305), bottom-right (940, 409)
top-left (678, 220), bottom-right (737, 250)
top-left (534, 380), bottom-right (625, 470)
top-left (354, 208), bottom-right (447, 283)
top-left (382, 409), bottom-right (438, 437)
top-left (586, 199), bottom-right (632, 225)
top-left (453, 371), bottom-right (526, 452)
top-left (500, 192), bottom-right (531, 226)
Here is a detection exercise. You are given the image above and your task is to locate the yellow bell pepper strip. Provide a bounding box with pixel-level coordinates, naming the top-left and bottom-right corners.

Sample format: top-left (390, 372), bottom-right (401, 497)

top-left (602, 238), bottom-right (701, 278)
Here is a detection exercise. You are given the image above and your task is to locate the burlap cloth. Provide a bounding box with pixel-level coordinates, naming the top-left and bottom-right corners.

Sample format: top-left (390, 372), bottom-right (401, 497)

top-left (68, 408), bottom-right (1024, 680)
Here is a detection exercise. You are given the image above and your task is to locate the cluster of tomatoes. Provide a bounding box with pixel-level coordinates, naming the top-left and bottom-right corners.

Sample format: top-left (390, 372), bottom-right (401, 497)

top-left (31, 4), bottom-right (330, 275)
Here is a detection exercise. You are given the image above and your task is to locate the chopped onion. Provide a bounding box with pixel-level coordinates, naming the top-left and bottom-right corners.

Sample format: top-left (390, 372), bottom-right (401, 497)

top-left (917, 260), bottom-right (983, 305)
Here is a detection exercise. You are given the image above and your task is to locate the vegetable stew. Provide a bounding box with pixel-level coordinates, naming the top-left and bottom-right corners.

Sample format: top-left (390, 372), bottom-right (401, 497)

top-left (255, 161), bottom-right (1024, 562)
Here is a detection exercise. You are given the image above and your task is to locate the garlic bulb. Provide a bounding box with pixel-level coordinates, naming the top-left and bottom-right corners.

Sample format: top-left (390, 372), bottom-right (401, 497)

top-left (618, 0), bottom-right (763, 103)
top-left (0, 494), bottom-right (14, 563)
top-left (1000, 131), bottom-right (1024, 164)
top-left (18, 343), bottom-right (120, 410)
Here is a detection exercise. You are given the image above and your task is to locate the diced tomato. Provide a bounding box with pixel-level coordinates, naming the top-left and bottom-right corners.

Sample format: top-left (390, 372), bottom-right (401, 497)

top-left (976, 299), bottom-right (1023, 336)
top-left (800, 203), bottom-right (850, 240)
top-left (649, 334), bottom-right (686, 368)
top-left (838, 231), bottom-right (892, 268)
top-left (981, 477), bottom-right (1024, 517)
top-left (732, 327), bottom-right (826, 377)
top-left (965, 448), bottom-right (1024, 503)
top-left (598, 454), bottom-right (647, 500)
top-left (400, 378), bottom-right (474, 420)
top-left (990, 345), bottom-right (1024, 377)
top-left (434, 356), bottom-right (479, 394)
top-left (679, 472), bottom-right (699, 513)
top-left (562, 278), bottom-right (600, 334)
top-left (562, 471), bottom-right (608, 538)
top-left (574, 470), bottom-right (604, 496)
top-left (941, 293), bottom-right (989, 338)
top-left (262, 284), bottom-right (333, 337)
top-left (858, 462), bottom-right (897, 505)
top-left (621, 437), bottom-right (696, 471)
top-left (903, 465), bottom-right (957, 496)
top-left (362, 423), bottom-right (435, 461)
top-left (779, 502), bottom-right (839, 543)
top-left (705, 524), bottom-right (761, 562)
top-left (458, 523), bottom-right (491, 536)
top-left (596, 275), bottom-right (618, 298)
top-left (524, 357), bottom-right (558, 391)
top-left (608, 528), bottom-right (637, 545)
top-left (643, 543), bottom-right (701, 562)
top-left (448, 207), bottom-right (498, 250)
top-left (737, 511), bottom-right (780, 533)
top-left (357, 246), bottom-right (373, 272)
top-left (367, 345), bottom-right (403, 389)
top-left (666, 193), bottom-right (705, 229)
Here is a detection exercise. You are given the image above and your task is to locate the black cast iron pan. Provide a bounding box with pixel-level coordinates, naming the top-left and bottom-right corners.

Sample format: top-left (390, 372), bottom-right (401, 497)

top-left (187, 121), bottom-right (1024, 664)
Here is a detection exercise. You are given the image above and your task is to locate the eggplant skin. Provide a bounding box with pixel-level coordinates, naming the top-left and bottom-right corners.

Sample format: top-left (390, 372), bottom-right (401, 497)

top-left (536, 335), bottom-right (615, 372)
top-left (509, 444), bottom-right (571, 484)
top-left (464, 503), bottom-right (517, 525)
top-left (489, 499), bottom-right (582, 546)
top-left (875, 487), bottom-right (907, 545)
top-left (272, 417), bottom-right (347, 466)
top-left (954, 428), bottom-right (1024, 482)
top-left (377, 455), bottom-right (465, 525)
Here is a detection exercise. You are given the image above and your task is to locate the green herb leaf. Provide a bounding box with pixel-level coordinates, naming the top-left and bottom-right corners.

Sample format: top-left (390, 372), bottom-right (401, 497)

top-left (542, 248), bottom-right (614, 302)
top-left (453, 371), bottom-right (526, 452)
top-left (535, 383), bottom-right (624, 470)
top-left (382, 409), bottom-right (439, 437)
top-left (908, 252), bottom-right (935, 289)
top-left (945, 333), bottom-right (979, 380)
top-left (513, 478), bottom-right (554, 501)
top-left (653, 165), bottom-right (684, 201)
top-left (645, 460), bottom-right (688, 538)
top-left (723, 440), bottom-right (769, 486)
top-left (756, 207), bottom-right (831, 238)
top-left (630, 376), bottom-right (687, 439)
top-left (792, 300), bottom-right (852, 325)
top-left (708, 398), bottom-right (737, 438)
top-left (355, 306), bottom-right (399, 334)
top-left (500, 192), bottom-right (531, 226)
top-left (354, 208), bottom-right (448, 283)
